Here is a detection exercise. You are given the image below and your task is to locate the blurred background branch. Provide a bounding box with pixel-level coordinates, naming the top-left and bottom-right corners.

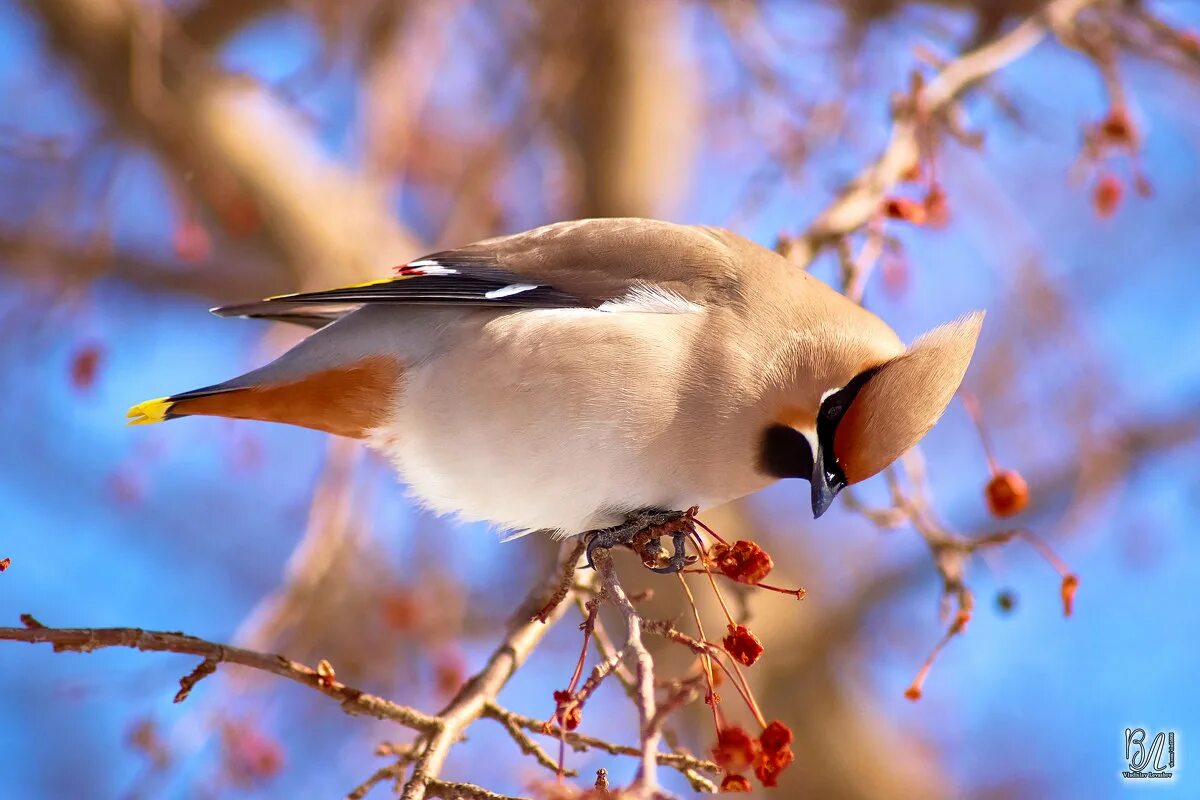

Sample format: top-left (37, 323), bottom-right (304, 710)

top-left (2, 0), bottom-right (1199, 797)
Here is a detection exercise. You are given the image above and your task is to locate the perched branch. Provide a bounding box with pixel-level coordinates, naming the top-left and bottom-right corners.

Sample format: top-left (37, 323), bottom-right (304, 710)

top-left (593, 549), bottom-right (661, 797)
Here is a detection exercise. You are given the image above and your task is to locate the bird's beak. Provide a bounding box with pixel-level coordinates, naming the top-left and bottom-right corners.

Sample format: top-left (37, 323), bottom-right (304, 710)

top-left (810, 442), bottom-right (845, 519)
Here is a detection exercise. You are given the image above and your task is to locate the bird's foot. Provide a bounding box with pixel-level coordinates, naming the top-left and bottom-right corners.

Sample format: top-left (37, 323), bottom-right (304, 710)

top-left (582, 507), bottom-right (699, 575)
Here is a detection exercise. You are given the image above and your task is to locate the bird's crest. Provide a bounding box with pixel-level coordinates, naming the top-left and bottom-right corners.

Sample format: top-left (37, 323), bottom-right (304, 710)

top-left (833, 311), bottom-right (985, 484)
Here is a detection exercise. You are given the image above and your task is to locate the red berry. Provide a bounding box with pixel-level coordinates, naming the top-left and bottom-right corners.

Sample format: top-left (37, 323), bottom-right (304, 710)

top-left (712, 726), bottom-right (761, 772)
top-left (720, 773), bottom-right (752, 792)
top-left (722, 624), bottom-right (764, 667)
top-left (986, 470), bottom-right (1029, 518)
top-left (1092, 175), bottom-right (1123, 218)
top-left (172, 220), bottom-right (211, 263)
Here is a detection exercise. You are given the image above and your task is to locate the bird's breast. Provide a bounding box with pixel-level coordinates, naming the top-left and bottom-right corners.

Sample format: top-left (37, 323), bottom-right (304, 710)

top-left (366, 307), bottom-right (771, 534)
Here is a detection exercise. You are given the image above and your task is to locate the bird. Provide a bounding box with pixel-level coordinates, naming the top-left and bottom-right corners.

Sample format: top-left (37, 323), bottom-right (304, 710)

top-left (128, 218), bottom-right (982, 568)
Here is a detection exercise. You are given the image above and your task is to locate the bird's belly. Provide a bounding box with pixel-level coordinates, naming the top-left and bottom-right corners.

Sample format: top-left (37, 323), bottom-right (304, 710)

top-left (365, 308), bottom-right (758, 534)
top-left (375, 416), bottom-right (690, 534)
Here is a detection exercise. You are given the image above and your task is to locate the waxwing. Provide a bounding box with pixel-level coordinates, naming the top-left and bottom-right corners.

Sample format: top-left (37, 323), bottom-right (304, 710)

top-left (129, 218), bottom-right (983, 541)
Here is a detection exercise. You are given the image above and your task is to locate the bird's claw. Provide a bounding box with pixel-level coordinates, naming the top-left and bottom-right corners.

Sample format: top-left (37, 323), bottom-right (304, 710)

top-left (583, 525), bottom-right (627, 571)
top-left (647, 530), bottom-right (691, 574)
top-left (582, 510), bottom-right (696, 575)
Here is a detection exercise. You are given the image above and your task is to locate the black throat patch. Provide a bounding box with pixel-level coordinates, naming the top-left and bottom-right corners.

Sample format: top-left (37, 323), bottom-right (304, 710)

top-left (758, 365), bottom-right (882, 483)
top-left (758, 425), bottom-right (815, 480)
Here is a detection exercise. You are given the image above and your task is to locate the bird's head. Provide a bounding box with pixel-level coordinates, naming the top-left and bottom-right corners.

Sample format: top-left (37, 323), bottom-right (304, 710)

top-left (761, 311), bottom-right (985, 518)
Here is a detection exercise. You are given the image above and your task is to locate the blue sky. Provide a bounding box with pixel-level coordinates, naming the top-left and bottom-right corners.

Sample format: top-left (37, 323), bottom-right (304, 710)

top-left (2, 2), bottom-right (1199, 798)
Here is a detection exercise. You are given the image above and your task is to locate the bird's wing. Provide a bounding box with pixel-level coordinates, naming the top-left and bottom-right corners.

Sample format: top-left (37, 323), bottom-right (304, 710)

top-left (212, 218), bottom-right (745, 325)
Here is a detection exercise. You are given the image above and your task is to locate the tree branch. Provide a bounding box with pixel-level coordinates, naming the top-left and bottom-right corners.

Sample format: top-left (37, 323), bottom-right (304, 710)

top-left (0, 615), bottom-right (440, 731)
top-left (481, 703), bottom-right (719, 778)
top-left (593, 549), bottom-right (661, 797)
top-left (22, 0), bottom-right (423, 295)
top-left (399, 542), bottom-right (594, 800)
top-left (779, 0), bottom-right (1100, 267)
top-left (0, 228), bottom-right (286, 301)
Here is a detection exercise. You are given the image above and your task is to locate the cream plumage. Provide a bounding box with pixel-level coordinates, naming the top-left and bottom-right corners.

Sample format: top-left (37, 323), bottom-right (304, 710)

top-left (128, 218), bottom-right (983, 537)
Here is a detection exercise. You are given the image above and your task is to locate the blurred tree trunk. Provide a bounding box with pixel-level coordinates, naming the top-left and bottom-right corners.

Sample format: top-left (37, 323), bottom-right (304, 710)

top-left (537, 0), bottom-right (699, 219)
top-left (25, 0), bottom-right (422, 294)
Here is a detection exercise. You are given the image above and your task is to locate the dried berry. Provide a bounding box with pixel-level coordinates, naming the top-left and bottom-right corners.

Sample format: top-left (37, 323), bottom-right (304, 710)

top-left (722, 624), bottom-right (764, 667)
top-left (221, 720), bottom-right (284, 785)
top-left (709, 540), bottom-right (773, 584)
top-left (1099, 108), bottom-right (1136, 147)
top-left (172, 220), bottom-right (211, 263)
top-left (70, 343), bottom-right (103, 393)
top-left (986, 470), bottom-right (1029, 518)
top-left (882, 196), bottom-right (927, 225)
top-left (882, 252), bottom-right (909, 299)
top-left (712, 726), bottom-right (761, 772)
top-left (435, 651), bottom-right (465, 698)
top-left (760, 720), bottom-right (794, 753)
top-left (1061, 574), bottom-right (1079, 618)
top-left (380, 590), bottom-right (423, 630)
top-left (720, 773), bottom-right (752, 792)
top-left (553, 690), bottom-right (581, 731)
top-left (1092, 175), bottom-right (1123, 218)
top-left (754, 741), bottom-right (795, 787)
top-left (923, 183), bottom-right (949, 227)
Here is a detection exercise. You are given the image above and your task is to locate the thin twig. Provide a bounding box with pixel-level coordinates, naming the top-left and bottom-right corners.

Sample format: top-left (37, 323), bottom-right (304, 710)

top-left (400, 542), bottom-right (595, 800)
top-left (0, 618), bottom-right (440, 731)
top-left (592, 549), bottom-right (660, 796)
top-left (778, 0), bottom-right (1100, 267)
top-left (347, 763), bottom-right (407, 800)
top-left (488, 706), bottom-right (576, 777)
top-left (425, 780), bottom-right (526, 800)
top-left (482, 703), bottom-right (719, 778)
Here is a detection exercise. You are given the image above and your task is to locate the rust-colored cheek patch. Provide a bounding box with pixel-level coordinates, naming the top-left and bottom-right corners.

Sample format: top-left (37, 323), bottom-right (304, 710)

top-left (176, 355), bottom-right (402, 439)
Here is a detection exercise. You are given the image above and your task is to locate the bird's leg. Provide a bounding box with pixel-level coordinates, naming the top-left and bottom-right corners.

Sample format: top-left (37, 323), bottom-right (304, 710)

top-left (582, 508), bottom-right (698, 575)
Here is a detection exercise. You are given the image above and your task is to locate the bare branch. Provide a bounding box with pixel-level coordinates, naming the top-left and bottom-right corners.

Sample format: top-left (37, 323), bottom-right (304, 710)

top-left (779, 0), bottom-right (1101, 267)
top-left (425, 780), bottom-right (527, 800)
top-left (0, 227), bottom-right (286, 300)
top-left (481, 703), bottom-right (719, 778)
top-left (22, 0), bottom-right (423, 294)
top-left (399, 542), bottom-right (594, 800)
top-left (593, 549), bottom-right (661, 797)
top-left (0, 617), bottom-right (440, 730)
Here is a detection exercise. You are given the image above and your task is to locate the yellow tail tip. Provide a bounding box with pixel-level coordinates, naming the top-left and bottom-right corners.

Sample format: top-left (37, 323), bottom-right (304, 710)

top-left (126, 397), bottom-right (174, 426)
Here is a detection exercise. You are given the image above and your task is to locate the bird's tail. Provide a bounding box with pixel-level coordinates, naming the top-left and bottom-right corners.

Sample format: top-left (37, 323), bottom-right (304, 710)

top-left (126, 396), bottom-right (175, 425)
top-left (125, 355), bottom-right (402, 439)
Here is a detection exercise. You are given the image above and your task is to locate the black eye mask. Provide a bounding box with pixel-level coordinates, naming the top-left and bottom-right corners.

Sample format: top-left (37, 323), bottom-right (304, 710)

top-left (758, 365), bottom-right (881, 485)
top-left (815, 365), bottom-right (881, 489)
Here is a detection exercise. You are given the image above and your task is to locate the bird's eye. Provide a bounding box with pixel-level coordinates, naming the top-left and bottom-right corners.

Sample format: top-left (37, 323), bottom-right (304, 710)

top-left (824, 401), bottom-right (844, 420)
